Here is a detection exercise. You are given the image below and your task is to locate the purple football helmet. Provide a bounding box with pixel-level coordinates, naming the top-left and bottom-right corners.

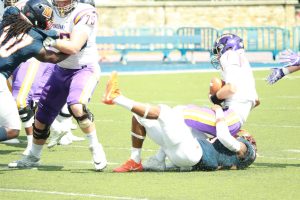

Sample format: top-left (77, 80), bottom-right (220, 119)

top-left (210, 33), bottom-right (244, 69)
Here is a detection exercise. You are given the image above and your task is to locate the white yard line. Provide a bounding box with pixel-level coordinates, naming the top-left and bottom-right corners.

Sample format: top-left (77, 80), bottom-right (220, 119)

top-left (0, 188), bottom-right (148, 200)
top-left (284, 149), bottom-right (300, 153)
top-left (247, 123), bottom-right (300, 128)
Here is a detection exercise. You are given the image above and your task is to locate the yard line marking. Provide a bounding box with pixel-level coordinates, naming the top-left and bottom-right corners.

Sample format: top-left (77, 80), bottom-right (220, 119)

top-left (70, 145), bottom-right (156, 152)
top-left (257, 155), bottom-right (300, 161)
top-left (284, 149), bottom-right (300, 153)
top-left (247, 123), bottom-right (300, 128)
top-left (73, 161), bottom-right (119, 165)
top-left (0, 188), bottom-right (148, 200)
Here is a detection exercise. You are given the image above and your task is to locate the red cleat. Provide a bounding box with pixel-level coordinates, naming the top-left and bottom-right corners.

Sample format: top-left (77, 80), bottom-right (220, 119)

top-left (113, 159), bottom-right (143, 173)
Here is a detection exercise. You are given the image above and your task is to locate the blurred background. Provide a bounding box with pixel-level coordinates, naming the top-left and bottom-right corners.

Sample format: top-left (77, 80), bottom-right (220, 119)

top-left (93, 0), bottom-right (300, 69)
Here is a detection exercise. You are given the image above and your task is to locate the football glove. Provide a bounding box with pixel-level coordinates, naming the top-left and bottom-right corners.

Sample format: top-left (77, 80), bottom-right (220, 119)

top-left (279, 49), bottom-right (300, 67)
top-left (266, 68), bottom-right (285, 84)
top-left (43, 37), bottom-right (57, 48)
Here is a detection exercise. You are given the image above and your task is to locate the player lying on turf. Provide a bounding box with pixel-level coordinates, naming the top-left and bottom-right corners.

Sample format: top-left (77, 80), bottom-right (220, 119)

top-left (267, 49), bottom-right (300, 84)
top-left (102, 72), bottom-right (257, 172)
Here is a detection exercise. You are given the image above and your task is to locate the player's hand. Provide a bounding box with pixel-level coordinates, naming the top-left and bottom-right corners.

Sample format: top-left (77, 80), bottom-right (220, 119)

top-left (211, 104), bottom-right (222, 112)
top-left (0, 32), bottom-right (33, 58)
top-left (43, 37), bottom-right (57, 47)
top-left (279, 49), bottom-right (300, 67)
top-left (266, 68), bottom-right (285, 84)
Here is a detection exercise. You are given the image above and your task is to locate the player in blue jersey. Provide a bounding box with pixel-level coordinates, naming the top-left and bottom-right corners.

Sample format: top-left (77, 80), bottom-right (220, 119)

top-left (0, 0), bottom-right (68, 143)
top-left (101, 72), bottom-right (257, 172)
top-left (267, 49), bottom-right (300, 84)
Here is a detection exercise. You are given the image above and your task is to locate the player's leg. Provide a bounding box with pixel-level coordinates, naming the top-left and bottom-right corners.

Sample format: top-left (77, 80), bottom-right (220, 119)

top-left (8, 65), bottom-right (68, 168)
top-left (113, 116), bottom-right (145, 172)
top-left (12, 61), bottom-right (39, 154)
top-left (0, 74), bottom-right (21, 142)
top-left (68, 65), bottom-right (107, 171)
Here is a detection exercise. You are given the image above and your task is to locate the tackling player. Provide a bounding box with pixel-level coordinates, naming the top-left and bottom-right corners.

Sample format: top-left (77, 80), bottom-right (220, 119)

top-left (102, 72), bottom-right (257, 172)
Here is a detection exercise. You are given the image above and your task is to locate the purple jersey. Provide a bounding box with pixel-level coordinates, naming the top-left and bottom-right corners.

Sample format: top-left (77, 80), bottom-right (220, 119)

top-left (183, 105), bottom-right (241, 137)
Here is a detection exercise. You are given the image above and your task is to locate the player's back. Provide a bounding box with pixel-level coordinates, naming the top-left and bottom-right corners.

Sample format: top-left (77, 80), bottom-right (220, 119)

top-left (52, 3), bottom-right (99, 69)
top-left (193, 138), bottom-right (256, 171)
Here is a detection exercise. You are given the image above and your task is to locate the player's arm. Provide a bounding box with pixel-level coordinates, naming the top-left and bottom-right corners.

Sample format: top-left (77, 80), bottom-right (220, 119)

top-left (44, 10), bottom-right (97, 54)
top-left (267, 49), bottom-right (300, 84)
top-left (212, 105), bottom-right (248, 159)
top-left (35, 47), bottom-right (69, 63)
top-left (0, 32), bottom-right (33, 58)
top-left (210, 83), bottom-right (236, 105)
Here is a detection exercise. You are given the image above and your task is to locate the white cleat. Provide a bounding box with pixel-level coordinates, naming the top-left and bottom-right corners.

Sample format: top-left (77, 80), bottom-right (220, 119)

top-left (1, 138), bottom-right (20, 144)
top-left (70, 134), bottom-right (85, 142)
top-left (89, 143), bottom-right (107, 171)
top-left (143, 155), bottom-right (166, 171)
top-left (59, 134), bottom-right (72, 146)
top-left (47, 130), bottom-right (67, 149)
top-left (70, 122), bottom-right (78, 130)
top-left (8, 154), bottom-right (40, 168)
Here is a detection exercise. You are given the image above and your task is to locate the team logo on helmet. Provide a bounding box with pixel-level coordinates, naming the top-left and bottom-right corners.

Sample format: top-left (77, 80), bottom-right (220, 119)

top-left (42, 5), bottom-right (53, 19)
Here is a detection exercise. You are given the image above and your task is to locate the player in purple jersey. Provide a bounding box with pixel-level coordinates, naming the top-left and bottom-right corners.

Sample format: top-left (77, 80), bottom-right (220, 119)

top-left (101, 72), bottom-right (257, 172)
top-left (267, 49), bottom-right (300, 84)
top-left (9, 0), bottom-right (107, 171)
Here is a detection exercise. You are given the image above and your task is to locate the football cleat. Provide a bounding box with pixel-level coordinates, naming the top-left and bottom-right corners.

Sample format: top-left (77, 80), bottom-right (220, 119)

top-left (102, 71), bottom-right (120, 105)
top-left (47, 129), bottom-right (67, 149)
top-left (8, 154), bottom-right (40, 168)
top-left (89, 143), bottom-right (107, 171)
top-left (142, 155), bottom-right (166, 171)
top-left (113, 159), bottom-right (143, 173)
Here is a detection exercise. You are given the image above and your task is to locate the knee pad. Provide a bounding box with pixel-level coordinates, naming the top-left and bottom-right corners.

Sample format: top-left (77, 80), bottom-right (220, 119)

top-left (18, 105), bottom-right (34, 123)
top-left (33, 124), bottom-right (50, 140)
top-left (59, 109), bottom-right (72, 118)
top-left (68, 104), bottom-right (94, 129)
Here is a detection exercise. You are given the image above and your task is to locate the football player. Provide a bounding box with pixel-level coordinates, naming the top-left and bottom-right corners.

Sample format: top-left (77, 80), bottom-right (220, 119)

top-left (209, 33), bottom-right (260, 124)
top-left (0, 0), bottom-right (69, 144)
top-left (9, 0), bottom-right (107, 171)
top-left (267, 49), bottom-right (300, 84)
top-left (102, 72), bottom-right (257, 172)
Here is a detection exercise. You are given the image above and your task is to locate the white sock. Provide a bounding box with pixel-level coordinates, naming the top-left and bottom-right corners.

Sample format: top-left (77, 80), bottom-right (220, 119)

top-left (30, 143), bottom-right (43, 158)
top-left (86, 130), bottom-right (99, 147)
top-left (114, 95), bottom-right (135, 111)
top-left (26, 135), bottom-right (33, 147)
top-left (130, 147), bottom-right (142, 163)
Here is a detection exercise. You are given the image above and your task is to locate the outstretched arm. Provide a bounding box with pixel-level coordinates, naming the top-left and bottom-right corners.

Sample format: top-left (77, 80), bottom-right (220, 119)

top-left (212, 104), bottom-right (247, 159)
top-left (267, 49), bottom-right (300, 84)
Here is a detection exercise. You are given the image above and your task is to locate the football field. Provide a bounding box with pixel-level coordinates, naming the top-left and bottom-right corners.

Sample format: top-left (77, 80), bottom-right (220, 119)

top-left (0, 70), bottom-right (299, 200)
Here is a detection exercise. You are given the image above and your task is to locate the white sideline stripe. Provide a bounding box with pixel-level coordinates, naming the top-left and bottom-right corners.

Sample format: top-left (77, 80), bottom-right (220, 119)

top-left (100, 67), bottom-right (271, 76)
top-left (0, 188), bottom-right (148, 200)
